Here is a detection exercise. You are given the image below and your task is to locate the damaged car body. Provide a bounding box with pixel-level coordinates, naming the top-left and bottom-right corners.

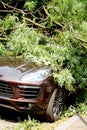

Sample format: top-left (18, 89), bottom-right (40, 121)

top-left (0, 57), bottom-right (64, 122)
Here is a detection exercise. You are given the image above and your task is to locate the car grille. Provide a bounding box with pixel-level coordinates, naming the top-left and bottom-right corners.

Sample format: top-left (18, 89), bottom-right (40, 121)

top-left (0, 81), bottom-right (14, 98)
top-left (18, 85), bottom-right (41, 99)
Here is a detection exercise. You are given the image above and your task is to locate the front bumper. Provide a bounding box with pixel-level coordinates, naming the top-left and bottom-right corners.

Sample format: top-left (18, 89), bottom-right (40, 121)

top-left (0, 97), bottom-right (47, 114)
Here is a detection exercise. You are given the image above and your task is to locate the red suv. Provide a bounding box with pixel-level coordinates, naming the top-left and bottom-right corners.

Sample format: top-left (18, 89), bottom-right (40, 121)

top-left (0, 56), bottom-right (64, 122)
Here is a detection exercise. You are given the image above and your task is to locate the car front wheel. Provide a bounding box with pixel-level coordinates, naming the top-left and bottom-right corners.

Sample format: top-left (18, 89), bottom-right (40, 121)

top-left (45, 87), bottom-right (64, 122)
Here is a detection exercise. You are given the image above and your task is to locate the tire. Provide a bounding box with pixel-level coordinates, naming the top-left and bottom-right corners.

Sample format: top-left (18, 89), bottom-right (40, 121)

top-left (45, 87), bottom-right (65, 122)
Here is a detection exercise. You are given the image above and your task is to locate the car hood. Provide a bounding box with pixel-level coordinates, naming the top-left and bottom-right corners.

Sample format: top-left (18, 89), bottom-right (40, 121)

top-left (0, 56), bottom-right (40, 83)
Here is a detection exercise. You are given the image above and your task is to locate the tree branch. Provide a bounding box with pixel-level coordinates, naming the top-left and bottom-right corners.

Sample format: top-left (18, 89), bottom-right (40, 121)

top-left (0, 37), bottom-right (8, 41)
top-left (69, 25), bottom-right (87, 49)
top-left (0, 10), bottom-right (13, 13)
top-left (0, 1), bottom-right (26, 15)
top-left (22, 16), bottom-right (46, 29)
top-left (43, 5), bottom-right (65, 29)
top-left (69, 25), bottom-right (87, 43)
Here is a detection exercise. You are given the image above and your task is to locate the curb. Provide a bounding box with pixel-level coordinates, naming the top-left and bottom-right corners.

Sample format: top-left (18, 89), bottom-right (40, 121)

top-left (55, 115), bottom-right (87, 130)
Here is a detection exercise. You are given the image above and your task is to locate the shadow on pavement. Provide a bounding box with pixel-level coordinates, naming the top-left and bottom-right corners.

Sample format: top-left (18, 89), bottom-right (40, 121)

top-left (0, 106), bottom-right (45, 123)
top-left (0, 106), bottom-right (35, 122)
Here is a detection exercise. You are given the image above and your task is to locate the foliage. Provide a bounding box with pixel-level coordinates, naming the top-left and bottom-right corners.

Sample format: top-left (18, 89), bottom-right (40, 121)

top-left (63, 87), bottom-right (87, 117)
top-left (0, 43), bottom-right (8, 55)
top-left (0, 15), bottom-right (17, 30)
top-left (17, 116), bottom-right (39, 130)
top-left (63, 104), bottom-right (87, 118)
top-left (0, 0), bottom-right (87, 106)
top-left (24, 1), bottom-right (37, 11)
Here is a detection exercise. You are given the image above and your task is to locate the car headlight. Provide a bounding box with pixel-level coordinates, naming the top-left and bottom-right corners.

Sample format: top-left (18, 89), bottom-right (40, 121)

top-left (21, 68), bottom-right (51, 82)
